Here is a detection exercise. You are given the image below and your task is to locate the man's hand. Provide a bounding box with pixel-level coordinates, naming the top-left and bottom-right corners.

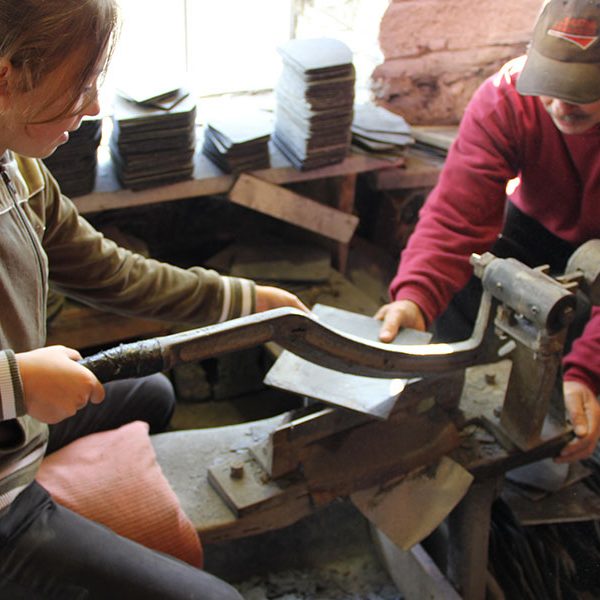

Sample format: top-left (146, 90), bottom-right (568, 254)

top-left (255, 285), bottom-right (309, 313)
top-left (556, 380), bottom-right (600, 463)
top-left (16, 346), bottom-right (105, 424)
top-left (375, 299), bottom-right (427, 342)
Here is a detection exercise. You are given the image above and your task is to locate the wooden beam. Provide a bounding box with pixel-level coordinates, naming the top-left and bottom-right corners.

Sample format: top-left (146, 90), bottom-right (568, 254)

top-left (228, 173), bottom-right (359, 243)
top-left (371, 149), bottom-right (444, 191)
top-left (73, 147), bottom-right (392, 215)
top-left (372, 530), bottom-right (462, 600)
top-left (46, 302), bottom-right (172, 350)
top-left (334, 173), bottom-right (357, 272)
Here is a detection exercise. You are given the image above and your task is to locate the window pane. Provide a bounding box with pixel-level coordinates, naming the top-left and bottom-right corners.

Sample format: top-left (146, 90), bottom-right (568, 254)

top-left (294, 0), bottom-right (388, 100)
top-left (102, 0), bottom-right (187, 103)
top-left (186, 0), bottom-right (293, 96)
top-left (102, 0), bottom-right (386, 104)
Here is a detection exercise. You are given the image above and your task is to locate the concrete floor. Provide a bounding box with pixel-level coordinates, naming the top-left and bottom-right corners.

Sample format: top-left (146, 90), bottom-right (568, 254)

top-left (169, 385), bottom-right (405, 599)
top-left (207, 502), bottom-right (401, 600)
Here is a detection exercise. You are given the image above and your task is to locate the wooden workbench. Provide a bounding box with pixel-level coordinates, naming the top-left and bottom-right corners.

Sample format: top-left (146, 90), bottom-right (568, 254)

top-left (370, 147), bottom-right (444, 191)
top-left (74, 136), bottom-right (402, 273)
top-left (74, 140), bottom-right (396, 215)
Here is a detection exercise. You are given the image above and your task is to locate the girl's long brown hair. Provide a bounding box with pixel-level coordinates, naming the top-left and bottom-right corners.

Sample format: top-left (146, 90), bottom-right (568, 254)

top-left (0, 0), bottom-right (119, 121)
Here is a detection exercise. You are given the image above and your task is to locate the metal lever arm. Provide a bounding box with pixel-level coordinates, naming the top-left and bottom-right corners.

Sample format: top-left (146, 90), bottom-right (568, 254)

top-left (80, 252), bottom-right (578, 384)
top-left (80, 293), bottom-right (493, 383)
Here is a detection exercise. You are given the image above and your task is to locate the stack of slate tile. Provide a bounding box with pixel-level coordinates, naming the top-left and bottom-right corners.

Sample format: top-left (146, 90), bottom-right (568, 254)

top-left (351, 103), bottom-right (414, 153)
top-left (411, 125), bottom-right (458, 158)
top-left (109, 92), bottom-right (197, 190)
top-left (273, 38), bottom-right (355, 170)
top-left (202, 110), bottom-right (271, 173)
top-left (43, 116), bottom-right (102, 197)
top-left (116, 83), bottom-right (190, 112)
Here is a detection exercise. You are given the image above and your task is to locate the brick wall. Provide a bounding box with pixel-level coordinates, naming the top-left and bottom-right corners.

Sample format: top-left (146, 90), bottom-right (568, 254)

top-left (372, 0), bottom-right (542, 124)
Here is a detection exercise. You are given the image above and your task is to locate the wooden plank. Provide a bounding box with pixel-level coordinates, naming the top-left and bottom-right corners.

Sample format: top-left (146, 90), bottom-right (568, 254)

top-left (253, 152), bottom-right (392, 186)
top-left (229, 242), bottom-right (331, 282)
top-left (207, 450), bottom-right (309, 518)
top-left (372, 531), bottom-right (462, 600)
top-left (73, 143), bottom-right (392, 215)
top-left (411, 125), bottom-right (458, 152)
top-left (46, 302), bottom-right (173, 349)
top-left (447, 479), bottom-right (497, 599)
top-left (229, 173), bottom-right (359, 243)
top-left (334, 173), bottom-right (357, 273)
top-left (372, 149), bottom-right (444, 191)
top-left (152, 414), bottom-right (316, 543)
top-left (300, 413), bottom-right (461, 499)
top-left (250, 407), bottom-right (370, 478)
top-left (73, 176), bottom-right (233, 214)
top-left (73, 146), bottom-right (234, 214)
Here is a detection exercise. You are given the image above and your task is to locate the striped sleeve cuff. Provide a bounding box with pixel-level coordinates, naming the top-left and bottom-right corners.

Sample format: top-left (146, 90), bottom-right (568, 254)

top-left (218, 277), bottom-right (256, 322)
top-left (0, 350), bottom-right (25, 420)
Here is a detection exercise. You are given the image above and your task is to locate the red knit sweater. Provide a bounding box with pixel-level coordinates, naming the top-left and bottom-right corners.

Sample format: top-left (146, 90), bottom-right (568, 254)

top-left (389, 56), bottom-right (600, 394)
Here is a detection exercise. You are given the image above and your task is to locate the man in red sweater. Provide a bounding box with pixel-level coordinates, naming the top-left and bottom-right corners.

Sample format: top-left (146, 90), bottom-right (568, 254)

top-left (377, 0), bottom-right (600, 463)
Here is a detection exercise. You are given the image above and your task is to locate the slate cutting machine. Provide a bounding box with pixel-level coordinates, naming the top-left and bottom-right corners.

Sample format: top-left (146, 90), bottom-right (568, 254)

top-left (81, 240), bottom-right (600, 600)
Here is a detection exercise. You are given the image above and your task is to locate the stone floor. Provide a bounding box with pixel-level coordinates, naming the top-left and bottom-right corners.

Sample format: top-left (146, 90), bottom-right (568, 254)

top-left (204, 502), bottom-right (402, 600)
top-left (234, 557), bottom-right (401, 600)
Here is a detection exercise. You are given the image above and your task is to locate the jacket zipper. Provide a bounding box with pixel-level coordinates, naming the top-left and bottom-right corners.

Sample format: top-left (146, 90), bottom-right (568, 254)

top-left (0, 166), bottom-right (48, 329)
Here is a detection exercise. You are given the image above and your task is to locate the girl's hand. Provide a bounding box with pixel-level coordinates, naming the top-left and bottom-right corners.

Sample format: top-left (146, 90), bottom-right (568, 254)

top-left (16, 346), bottom-right (105, 424)
top-left (255, 285), bottom-right (309, 313)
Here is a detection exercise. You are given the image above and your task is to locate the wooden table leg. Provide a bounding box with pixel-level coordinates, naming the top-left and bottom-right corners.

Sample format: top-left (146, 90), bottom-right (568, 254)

top-left (334, 173), bottom-right (357, 273)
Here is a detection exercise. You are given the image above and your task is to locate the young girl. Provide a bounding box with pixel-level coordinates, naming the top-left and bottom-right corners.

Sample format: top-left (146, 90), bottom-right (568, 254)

top-left (0, 1), bottom-right (306, 597)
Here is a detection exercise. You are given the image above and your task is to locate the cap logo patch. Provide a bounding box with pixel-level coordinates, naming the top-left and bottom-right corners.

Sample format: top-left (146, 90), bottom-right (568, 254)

top-left (548, 17), bottom-right (599, 49)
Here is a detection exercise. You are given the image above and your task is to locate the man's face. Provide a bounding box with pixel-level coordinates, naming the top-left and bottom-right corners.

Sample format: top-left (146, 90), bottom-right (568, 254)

top-left (540, 96), bottom-right (600, 135)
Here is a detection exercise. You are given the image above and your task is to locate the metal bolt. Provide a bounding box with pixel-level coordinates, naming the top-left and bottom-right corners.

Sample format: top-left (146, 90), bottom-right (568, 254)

top-left (230, 462), bottom-right (245, 480)
top-left (484, 373), bottom-right (496, 385)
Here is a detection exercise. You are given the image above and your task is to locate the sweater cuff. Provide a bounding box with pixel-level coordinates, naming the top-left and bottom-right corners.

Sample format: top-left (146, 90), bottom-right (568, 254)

top-left (217, 277), bottom-right (256, 322)
top-left (563, 367), bottom-right (600, 397)
top-left (0, 350), bottom-right (25, 420)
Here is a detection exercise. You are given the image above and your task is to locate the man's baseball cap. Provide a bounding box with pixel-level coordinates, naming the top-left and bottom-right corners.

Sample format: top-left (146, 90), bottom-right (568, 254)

top-left (517, 0), bottom-right (600, 104)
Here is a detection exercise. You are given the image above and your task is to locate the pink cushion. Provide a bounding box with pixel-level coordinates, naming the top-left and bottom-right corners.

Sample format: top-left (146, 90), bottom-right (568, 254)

top-left (36, 421), bottom-right (203, 568)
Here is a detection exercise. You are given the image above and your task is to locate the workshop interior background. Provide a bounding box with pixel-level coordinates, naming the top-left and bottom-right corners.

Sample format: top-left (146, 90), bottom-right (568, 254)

top-left (44, 1), bottom-right (600, 599)
top-left (65, 0), bottom-right (543, 320)
top-left (90, 0), bottom-right (541, 258)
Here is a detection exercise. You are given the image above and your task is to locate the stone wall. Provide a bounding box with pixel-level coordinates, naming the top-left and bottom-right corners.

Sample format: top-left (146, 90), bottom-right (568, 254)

top-left (372, 0), bottom-right (542, 124)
